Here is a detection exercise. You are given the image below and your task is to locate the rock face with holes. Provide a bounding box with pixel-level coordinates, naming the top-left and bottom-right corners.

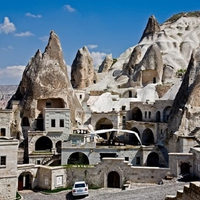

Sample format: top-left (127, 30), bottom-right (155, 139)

top-left (167, 47), bottom-right (200, 148)
top-left (71, 46), bottom-right (97, 89)
top-left (8, 31), bottom-right (83, 126)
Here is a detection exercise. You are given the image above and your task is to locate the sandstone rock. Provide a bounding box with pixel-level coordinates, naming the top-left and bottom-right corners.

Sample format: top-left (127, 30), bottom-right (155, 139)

top-left (71, 46), bottom-right (97, 89)
top-left (8, 31), bottom-right (84, 126)
top-left (98, 54), bottom-right (113, 73)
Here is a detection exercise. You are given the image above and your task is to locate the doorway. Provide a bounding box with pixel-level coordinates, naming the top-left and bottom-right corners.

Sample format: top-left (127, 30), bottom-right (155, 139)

top-left (107, 171), bottom-right (120, 188)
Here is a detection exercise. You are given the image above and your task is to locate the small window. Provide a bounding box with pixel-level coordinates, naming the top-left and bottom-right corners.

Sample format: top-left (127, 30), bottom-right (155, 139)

top-left (125, 157), bottom-right (129, 161)
top-left (145, 111), bottom-right (147, 118)
top-left (129, 91), bottom-right (132, 97)
top-left (36, 160), bottom-right (41, 165)
top-left (153, 77), bottom-right (156, 83)
top-left (136, 157), bottom-right (140, 165)
top-left (149, 111), bottom-right (151, 118)
top-left (80, 95), bottom-right (82, 99)
top-left (60, 119), bottom-right (64, 127)
top-left (0, 128), bottom-right (6, 136)
top-left (0, 156), bottom-right (6, 165)
top-left (122, 116), bottom-right (126, 124)
top-left (122, 106), bottom-right (126, 110)
top-left (46, 100), bottom-right (51, 108)
top-left (51, 119), bottom-right (56, 127)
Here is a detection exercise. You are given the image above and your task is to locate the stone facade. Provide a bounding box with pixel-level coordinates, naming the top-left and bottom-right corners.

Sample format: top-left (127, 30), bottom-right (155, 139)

top-left (0, 138), bottom-right (18, 200)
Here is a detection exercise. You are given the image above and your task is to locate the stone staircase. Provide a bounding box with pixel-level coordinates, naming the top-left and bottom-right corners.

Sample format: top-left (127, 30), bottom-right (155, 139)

top-left (165, 182), bottom-right (200, 200)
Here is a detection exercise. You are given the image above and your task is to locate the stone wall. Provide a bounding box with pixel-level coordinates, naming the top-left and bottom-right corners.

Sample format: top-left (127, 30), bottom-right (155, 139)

top-left (165, 182), bottom-right (200, 200)
top-left (0, 138), bottom-right (18, 200)
top-left (36, 158), bottom-right (170, 190)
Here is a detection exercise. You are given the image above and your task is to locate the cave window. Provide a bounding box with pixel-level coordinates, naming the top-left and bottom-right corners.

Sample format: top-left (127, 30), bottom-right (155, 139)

top-left (153, 77), bottom-right (156, 83)
top-left (51, 119), bottom-right (56, 127)
top-left (129, 91), bottom-right (132, 97)
top-left (93, 80), bottom-right (96, 84)
top-left (80, 95), bottom-right (82, 100)
top-left (145, 111), bottom-right (147, 118)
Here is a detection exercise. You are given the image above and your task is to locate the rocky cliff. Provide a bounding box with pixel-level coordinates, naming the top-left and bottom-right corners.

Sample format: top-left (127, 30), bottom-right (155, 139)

top-left (8, 31), bottom-right (83, 125)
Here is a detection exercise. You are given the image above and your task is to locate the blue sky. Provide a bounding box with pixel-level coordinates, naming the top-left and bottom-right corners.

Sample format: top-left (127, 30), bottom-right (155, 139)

top-left (0, 0), bottom-right (199, 85)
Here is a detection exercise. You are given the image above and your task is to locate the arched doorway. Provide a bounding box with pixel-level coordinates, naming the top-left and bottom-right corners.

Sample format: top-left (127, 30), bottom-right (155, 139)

top-left (132, 107), bottom-right (142, 121)
top-left (68, 152), bottom-right (89, 165)
top-left (18, 172), bottom-right (33, 191)
top-left (147, 152), bottom-right (159, 167)
top-left (95, 118), bottom-right (113, 130)
top-left (56, 141), bottom-right (61, 153)
top-left (107, 171), bottom-right (120, 188)
top-left (95, 118), bottom-right (113, 140)
top-left (128, 127), bottom-right (140, 145)
top-left (142, 128), bottom-right (154, 145)
top-left (35, 136), bottom-right (52, 151)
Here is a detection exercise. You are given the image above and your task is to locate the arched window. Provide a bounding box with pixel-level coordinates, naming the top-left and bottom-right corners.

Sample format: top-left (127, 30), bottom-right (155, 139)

top-left (35, 136), bottom-right (52, 151)
top-left (147, 152), bottom-right (159, 167)
top-left (142, 128), bottom-right (154, 145)
top-left (131, 107), bottom-right (142, 121)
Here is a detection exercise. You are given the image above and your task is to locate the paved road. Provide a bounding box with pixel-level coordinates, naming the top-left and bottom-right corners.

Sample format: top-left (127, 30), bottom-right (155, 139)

top-left (20, 181), bottom-right (187, 200)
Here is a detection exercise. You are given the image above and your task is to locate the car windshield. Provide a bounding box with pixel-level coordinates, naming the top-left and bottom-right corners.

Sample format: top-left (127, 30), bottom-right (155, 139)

top-left (75, 183), bottom-right (85, 188)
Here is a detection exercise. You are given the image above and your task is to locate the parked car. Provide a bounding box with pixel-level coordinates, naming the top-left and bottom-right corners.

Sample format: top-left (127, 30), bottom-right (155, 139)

top-left (72, 181), bottom-right (89, 197)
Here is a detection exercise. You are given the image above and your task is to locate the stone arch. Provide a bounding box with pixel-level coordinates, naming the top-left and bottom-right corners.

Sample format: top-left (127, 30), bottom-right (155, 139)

top-left (21, 116), bottom-right (30, 126)
top-left (56, 141), bottom-right (62, 153)
top-left (147, 152), bottom-right (159, 167)
top-left (156, 111), bottom-right (161, 122)
top-left (131, 107), bottom-right (142, 121)
top-left (35, 136), bottom-right (52, 151)
top-left (95, 118), bottom-right (113, 130)
top-left (107, 171), bottom-right (120, 188)
top-left (128, 127), bottom-right (140, 145)
top-left (67, 152), bottom-right (89, 165)
top-left (18, 171), bottom-right (33, 191)
top-left (142, 128), bottom-right (154, 145)
top-left (163, 106), bottom-right (171, 122)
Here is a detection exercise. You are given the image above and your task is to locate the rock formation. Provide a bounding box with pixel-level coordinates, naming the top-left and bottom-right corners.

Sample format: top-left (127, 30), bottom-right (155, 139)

top-left (98, 54), bottom-right (113, 73)
top-left (7, 31), bottom-right (83, 126)
top-left (71, 46), bottom-right (97, 89)
top-left (168, 47), bottom-right (200, 138)
top-left (139, 15), bottom-right (160, 43)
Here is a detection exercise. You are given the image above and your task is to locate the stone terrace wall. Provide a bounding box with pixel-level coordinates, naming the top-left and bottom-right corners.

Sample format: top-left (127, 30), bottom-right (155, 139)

top-left (29, 158), bottom-right (170, 190)
top-left (165, 182), bottom-right (200, 200)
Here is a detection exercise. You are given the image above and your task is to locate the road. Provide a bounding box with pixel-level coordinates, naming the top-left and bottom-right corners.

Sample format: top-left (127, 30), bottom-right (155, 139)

top-left (20, 181), bottom-right (187, 200)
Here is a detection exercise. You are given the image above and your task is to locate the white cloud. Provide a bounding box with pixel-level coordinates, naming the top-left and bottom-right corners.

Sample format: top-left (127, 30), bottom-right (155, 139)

top-left (25, 12), bottom-right (42, 18)
top-left (0, 17), bottom-right (16, 34)
top-left (91, 52), bottom-right (107, 67)
top-left (87, 44), bottom-right (98, 49)
top-left (15, 31), bottom-right (34, 37)
top-left (1, 45), bottom-right (13, 51)
top-left (0, 65), bottom-right (25, 85)
top-left (39, 36), bottom-right (49, 43)
top-left (64, 5), bottom-right (76, 12)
